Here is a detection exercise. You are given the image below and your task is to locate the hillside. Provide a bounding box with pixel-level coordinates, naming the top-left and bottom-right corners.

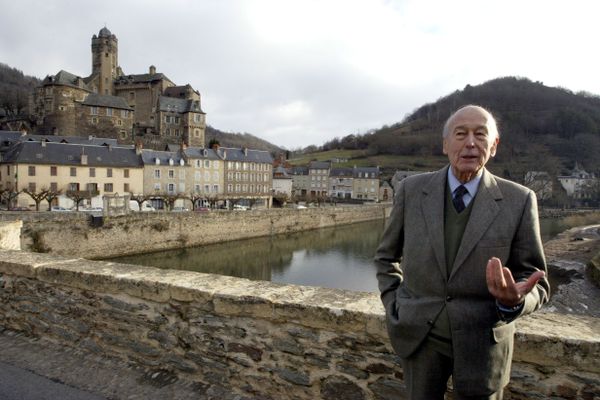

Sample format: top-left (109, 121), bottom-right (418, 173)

top-left (205, 126), bottom-right (283, 154)
top-left (308, 77), bottom-right (600, 182)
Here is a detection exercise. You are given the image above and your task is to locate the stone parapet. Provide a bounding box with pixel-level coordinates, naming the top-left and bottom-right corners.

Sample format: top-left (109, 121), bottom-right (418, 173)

top-left (1, 205), bottom-right (389, 258)
top-left (0, 250), bottom-right (598, 399)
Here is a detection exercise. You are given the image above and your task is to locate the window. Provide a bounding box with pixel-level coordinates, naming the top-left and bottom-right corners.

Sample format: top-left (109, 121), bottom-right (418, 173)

top-left (204, 160), bottom-right (210, 168)
top-left (90, 107), bottom-right (98, 115)
top-left (107, 168), bottom-right (113, 178)
top-left (165, 116), bottom-right (172, 123)
top-left (205, 171), bottom-right (211, 181)
top-left (227, 184), bottom-right (232, 192)
top-left (50, 182), bottom-right (58, 191)
top-left (91, 117), bottom-right (98, 124)
top-left (106, 108), bottom-right (113, 116)
top-left (104, 183), bottom-right (113, 192)
top-left (121, 109), bottom-right (130, 118)
top-left (154, 169), bottom-right (161, 179)
top-left (124, 183), bottom-right (130, 192)
top-left (168, 170), bottom-right (175, 179)
top-left (28, 182), bottom-right (36, 192)
top-left (195, 184), bottom-right (201, 193)
top-left (117, 119), bottom-right (122, 126)
top-left (87, 183), bottom-right (98, 192)
top-left (124, 169), bottom-right (129, 178)
top-left (175, 117), bottom-right (180, 124)
top-left (50, 166), bottom-right (57, 176)
top-left (167, 183), bottom-right (175, 193)
top-left (212, 185), bottom-right (218, 193)
top-left (70, 167), bottom-right (76, 177)
top-left (205, 184), bottom-right (210, 193)
top-left (154, 183), bottom-right (161, 191)
top-left (194, 114), bottom-right (202, 123)
top-left (194, 129), bottom-right (200, 137)
top-left (213, 171), bottom-right (219, 180)
top-left (69, 183), bottom-right (79, 191)
top-left (28, 166), bottom-right (36, 176)
top-left (89, 168), bottom-right (96, 177)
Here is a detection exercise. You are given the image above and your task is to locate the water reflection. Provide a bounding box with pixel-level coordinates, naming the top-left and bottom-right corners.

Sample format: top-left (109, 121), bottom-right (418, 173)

top-left (113, 220), bottom-right (386, 293)
top-left (112, 212), bottom-right (600, 293)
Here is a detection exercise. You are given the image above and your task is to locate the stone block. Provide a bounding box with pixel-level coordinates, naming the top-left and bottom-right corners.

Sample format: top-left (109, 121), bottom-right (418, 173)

top-left (320, 375), bottom-right (366, 400)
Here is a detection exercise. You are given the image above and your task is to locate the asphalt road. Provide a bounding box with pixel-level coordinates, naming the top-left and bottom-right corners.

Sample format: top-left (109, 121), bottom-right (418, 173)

top-left (0, 361), bottom-right (107, 400)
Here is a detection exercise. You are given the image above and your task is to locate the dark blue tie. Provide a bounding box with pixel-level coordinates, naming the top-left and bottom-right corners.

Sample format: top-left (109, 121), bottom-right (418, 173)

top-left (453, 185), bottom-right (468, 213)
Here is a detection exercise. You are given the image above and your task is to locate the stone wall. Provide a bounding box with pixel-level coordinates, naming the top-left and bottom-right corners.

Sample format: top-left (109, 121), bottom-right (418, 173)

top-left (1, 205), bottom-right (389, 259)
top-left (0, 250), bottom-right (598, 399)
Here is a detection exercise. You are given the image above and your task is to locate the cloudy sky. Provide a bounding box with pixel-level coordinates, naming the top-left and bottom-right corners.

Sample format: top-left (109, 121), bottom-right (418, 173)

top-left (1, 0), bottom-right (598, 149)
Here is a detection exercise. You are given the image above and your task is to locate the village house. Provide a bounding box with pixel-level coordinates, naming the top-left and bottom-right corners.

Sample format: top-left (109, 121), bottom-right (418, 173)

top-left (272, 165), bottom-right (293, 201)
top-left (352, 166), bottom-right (380, 200)
top-left (221, 146), bottom-right (274, 208)
top-left (0, 140), bottom-right (143, 210)
top-left (308, 161), bottom-right (331, 197)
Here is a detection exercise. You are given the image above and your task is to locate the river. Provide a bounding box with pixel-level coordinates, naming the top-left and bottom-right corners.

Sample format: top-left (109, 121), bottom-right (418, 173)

top-left (112, 212), bottom-right (600, 293)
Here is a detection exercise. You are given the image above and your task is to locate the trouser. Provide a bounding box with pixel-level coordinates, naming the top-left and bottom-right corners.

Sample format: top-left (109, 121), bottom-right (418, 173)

top-left (402, 338), bottom-right (503, 400)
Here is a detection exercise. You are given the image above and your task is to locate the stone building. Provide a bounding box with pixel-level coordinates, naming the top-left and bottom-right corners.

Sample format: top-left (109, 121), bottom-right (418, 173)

top-left (352, 166), bottom-right (380, 200)
top-left (308, 161), bottom-right (331, 197)
top-left (31, 27), bottom-right (206, 147)
top-left (289, 166), bottom-right (309, 197)
top-left (221, 146), bottom-right (274, 208)
top-left (329, 168), bottom-right (354, 199)
top-left (0, 140), bottom-right (143, 209)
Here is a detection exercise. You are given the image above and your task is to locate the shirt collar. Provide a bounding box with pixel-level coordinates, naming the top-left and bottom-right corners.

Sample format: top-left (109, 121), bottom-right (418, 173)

top-left (447, 167), bottom-right (483, 198)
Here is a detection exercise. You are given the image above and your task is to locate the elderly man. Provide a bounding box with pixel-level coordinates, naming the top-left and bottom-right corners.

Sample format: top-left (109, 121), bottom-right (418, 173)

top-left (374, 105), bottom-right (549, 400)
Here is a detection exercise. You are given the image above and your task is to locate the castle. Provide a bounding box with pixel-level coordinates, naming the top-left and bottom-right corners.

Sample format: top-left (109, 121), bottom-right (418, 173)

top-left (31, 27), bottom-right (206, 147)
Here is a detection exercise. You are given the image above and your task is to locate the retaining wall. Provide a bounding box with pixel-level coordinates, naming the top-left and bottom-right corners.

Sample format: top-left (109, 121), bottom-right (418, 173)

top-left (0, 250), bottom-right (598, 399)
top-left (0, 204), bottom-right (389, 259)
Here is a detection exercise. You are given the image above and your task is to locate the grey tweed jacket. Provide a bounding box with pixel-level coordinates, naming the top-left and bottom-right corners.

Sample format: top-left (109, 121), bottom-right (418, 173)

top-left (374, 166), bottom-right (549, 395)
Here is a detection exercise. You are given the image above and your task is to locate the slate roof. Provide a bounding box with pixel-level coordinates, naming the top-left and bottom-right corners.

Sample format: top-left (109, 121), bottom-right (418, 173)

top-left (288, 166), bottom-right (308, 175)
top-left (115, 73), bottom-right (173, 85)
top-left (182, 147), bottom-right (221, 160)
top-left (98, 27), bottom-right (113, 37)
top-left (0, 131), bottom-right (119, 147)
top-left (82, 93), bottom-right (133, 110)
top-left (218, 147), bottom-right (273, 164)
top-left (1, 141), bottom-right (142, 167)
top-left (41, 70), bottom-right (91, 90)
top-left (330, 168), bottom-right (353, 178)
top-left (158, 96), bottom-right (204, 113)
top-left (309, 161), bottom-right (331, 170)
top-left (140, 149), bottom-right (185, 166)
top-left (273, 165), bottom-right (291, 178)
top-left (163, 85), bottom-right (199, 98)
top-left (353, 166), bottom-right (379, 178)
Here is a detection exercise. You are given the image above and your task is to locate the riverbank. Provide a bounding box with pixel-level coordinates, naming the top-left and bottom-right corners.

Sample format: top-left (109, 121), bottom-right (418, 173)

top-left (543, 224), bottom-right (600, 317)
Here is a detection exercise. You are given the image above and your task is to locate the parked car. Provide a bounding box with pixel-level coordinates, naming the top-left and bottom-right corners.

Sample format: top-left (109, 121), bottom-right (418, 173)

top-left (9, 206), bottom-right (31, 211)
top-left (129, 201), bottom-right (156, 212)
top-left (294, 205), bottom-right (307, 209)
top-left (51, 206), bottom-right (72, 212)
top-left (233, 205), bottom-right (248, 211)
top-left (195, 207), bottom-right (210, 212)
top-left (171, 206), bottom-right (190, 212)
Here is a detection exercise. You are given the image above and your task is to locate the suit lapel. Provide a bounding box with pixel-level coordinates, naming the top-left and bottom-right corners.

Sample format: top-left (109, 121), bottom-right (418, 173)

top-left (450, 169), bottom-right (502, 280)
top-left (421, 166), bottom-right (449, 278)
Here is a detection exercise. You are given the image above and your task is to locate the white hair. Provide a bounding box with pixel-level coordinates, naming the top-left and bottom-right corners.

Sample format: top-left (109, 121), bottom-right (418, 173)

top-left (442, 105), bottom-right (499, 140)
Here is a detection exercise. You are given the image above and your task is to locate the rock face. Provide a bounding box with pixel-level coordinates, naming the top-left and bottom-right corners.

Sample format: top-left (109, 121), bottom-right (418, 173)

top-left (0, 250), bottom-right (599, 399)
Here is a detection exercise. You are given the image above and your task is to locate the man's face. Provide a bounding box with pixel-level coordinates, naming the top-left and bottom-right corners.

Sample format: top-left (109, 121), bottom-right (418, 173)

top-left (443, 107), bottom-right (499, 183)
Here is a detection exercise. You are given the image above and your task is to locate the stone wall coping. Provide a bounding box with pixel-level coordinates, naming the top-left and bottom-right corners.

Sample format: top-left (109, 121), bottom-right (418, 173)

top-left (1, 249), bottom-right (598, 372)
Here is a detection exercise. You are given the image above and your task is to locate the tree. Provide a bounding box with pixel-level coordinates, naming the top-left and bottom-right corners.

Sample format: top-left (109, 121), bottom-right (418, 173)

top-left (129, 192), bottom-right (150, 211)
top-left (66, 190), bottom-right (94, 211)
top-left (22, 188), bottom-right (49, 211)
top-left (45, 189), bottom-right (62, 211)
top-left (185, 192), bottom-right (206, 210)
top-left (155, 192), bottom-right (181, 211)
top-left (0, 187), bottom-right (21, 210)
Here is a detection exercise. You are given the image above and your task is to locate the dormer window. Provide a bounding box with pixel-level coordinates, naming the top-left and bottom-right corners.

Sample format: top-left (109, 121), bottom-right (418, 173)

top-left (179, 159), bottom-right (184, 166)
top-left (169, 159), bottom-right (174, 166)
top-left (155, 158), bottom-right (160, 165)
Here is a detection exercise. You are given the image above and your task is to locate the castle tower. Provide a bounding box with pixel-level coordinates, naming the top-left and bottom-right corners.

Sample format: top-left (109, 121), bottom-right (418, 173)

top-left (91, 27), bottom-right (118, 95)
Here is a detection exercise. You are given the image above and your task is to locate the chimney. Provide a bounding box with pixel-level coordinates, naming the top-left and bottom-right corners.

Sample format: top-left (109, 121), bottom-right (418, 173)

top-left (243, 147), bottom-right (248, 156)
top-left (41, 140), bottom-right (46, 147)
top-left (180, 141), bottom-right (187, 152)
top-left (135, 140), bottom-right (143, 155)
top-left (149, 65), bottom-right (156, 75)
top-left (211, 142), bottom-right (220, 150)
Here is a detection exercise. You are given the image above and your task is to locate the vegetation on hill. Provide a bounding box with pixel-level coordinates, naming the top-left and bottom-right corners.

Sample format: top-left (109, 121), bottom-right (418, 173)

top-left (0, 63), bottom-right (40, 117)
top-left (300, 77), bottom-right (600, 182)
top-left (205, 126), bottom-right (283, 154)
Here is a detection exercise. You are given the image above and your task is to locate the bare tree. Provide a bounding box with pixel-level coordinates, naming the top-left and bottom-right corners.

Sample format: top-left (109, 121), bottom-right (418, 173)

top-left (45, 189), bottom-right (62, 211)
top-left (66, 190), bottom-right (93, 211)
top-left (22, 188), bottom-right (50, 211)
top-left (0, 187), bottom-right (21, 210)
top-left (185, 192), bottom-right (205, 211)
